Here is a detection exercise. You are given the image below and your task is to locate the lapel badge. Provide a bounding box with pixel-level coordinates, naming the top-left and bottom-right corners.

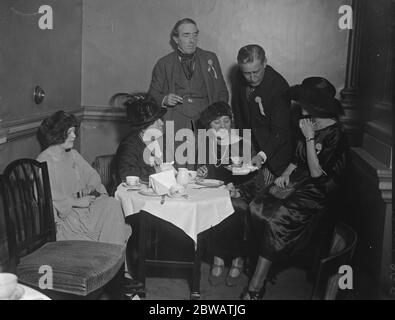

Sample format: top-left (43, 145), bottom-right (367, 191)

top-left (207, 59), bottom-right (218, 79)
top-left (255, 96), bottom-right (265, 116)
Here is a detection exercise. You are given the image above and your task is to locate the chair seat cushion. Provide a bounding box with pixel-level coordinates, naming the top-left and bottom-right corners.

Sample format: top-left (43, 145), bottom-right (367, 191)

top-left (17, 240), bottom-right (125, 296)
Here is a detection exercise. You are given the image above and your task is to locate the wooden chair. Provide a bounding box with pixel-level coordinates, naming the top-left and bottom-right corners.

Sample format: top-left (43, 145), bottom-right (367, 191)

top-left (311, 222), bottom-right (358, 300)
top-left (0, 159), bottom-right (126, 299)
top-left (92, 154), bottom-right (117, 196)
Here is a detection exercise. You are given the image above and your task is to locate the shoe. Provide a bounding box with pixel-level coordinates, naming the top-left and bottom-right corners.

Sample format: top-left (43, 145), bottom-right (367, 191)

top-left (124, 277), bottom-right (145, 300)
top-left (124, 291), bottom-right (145, 300)
top-left (124, 277), bottom-right (144, 290)
top-left (240, 281), bottom-right (267, 300)
top-left (124, 293), bottom-right (141, 300)
top-left (208, 263), bottom-right (225, 286)
top-left (240, 289), bottom-right (262, 300)
top-left (226, 264), bottom-right (243, 287)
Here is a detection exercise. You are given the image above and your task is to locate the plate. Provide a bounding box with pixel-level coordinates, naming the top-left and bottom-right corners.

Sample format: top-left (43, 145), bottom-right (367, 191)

top-left (6, 285), bottom-right (25, 300)
top-left (195, 179), bottom-right (224, 188)
top-left (122, 182), bottom-right (143, 191)
top-left (226, 164), bottom-right (258, 175)
top-left (138, 188), bottom-right (161, 197)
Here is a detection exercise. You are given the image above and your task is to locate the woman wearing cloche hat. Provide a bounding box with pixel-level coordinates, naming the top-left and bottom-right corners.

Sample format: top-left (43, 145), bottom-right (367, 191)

top-left (240, 77), bottom-right (349, 300)
top-left (197, 101), bottom-right (256, 288)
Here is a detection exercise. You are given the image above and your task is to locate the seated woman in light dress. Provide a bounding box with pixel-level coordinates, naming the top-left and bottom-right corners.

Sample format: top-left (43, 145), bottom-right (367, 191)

top-left (36, 111), bottom-right (142, 293)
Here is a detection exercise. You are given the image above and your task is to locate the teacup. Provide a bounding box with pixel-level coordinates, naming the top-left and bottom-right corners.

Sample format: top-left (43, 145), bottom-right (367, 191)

top-left (126, 176), bottom-right (140, 187)
top-left (188, 170), bottom-right (197, 182)
top-left (0, 273), bottom-right (18, 300)
top-left (230, 156), bottom-right (243, 167)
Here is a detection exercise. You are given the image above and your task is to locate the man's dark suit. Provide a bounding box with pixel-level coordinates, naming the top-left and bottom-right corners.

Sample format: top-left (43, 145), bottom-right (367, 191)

top-left (232, 65), bottom-right (293, 177)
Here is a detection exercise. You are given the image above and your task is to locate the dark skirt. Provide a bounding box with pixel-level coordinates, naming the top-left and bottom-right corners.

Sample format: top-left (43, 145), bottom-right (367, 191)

top-left (208, 198), bottom-right (249, 260)
top-left (249, 177), bottom-right (329, 262)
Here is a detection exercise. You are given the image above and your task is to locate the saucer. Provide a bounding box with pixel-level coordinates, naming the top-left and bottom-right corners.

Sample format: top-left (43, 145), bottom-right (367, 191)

top-left (122, 182), bottom-right (143, 190)
top-left (138, 188), bottom-right (161, 197)
top-left (195, 179), bottom-right (224, 188)
top-left (225, 165), bottom-right (258, 175)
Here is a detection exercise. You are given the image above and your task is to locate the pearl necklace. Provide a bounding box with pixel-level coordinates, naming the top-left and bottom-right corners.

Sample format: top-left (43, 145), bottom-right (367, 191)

top-left (212, 143), bottom-right (230, 168)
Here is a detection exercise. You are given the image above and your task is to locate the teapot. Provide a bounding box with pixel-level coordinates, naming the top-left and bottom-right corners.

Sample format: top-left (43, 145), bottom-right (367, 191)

top-left (176, 168), bottom-right (190, 187)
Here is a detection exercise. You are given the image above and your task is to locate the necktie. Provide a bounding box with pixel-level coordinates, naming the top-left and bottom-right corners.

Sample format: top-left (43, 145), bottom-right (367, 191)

top-left (177, 49), bottom-right (196, 80)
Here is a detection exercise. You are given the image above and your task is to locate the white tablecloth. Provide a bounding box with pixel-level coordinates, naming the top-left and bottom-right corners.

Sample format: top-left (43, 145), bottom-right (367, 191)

top-left (115, 184), bottom-right (235, 244)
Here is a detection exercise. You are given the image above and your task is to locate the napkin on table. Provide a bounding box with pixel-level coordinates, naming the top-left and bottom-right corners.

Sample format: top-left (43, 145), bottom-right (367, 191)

top-left (149, 170), bottom-right (177, 195)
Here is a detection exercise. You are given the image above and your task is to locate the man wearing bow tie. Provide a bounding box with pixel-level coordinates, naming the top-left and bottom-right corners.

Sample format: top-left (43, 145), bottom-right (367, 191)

top-left (232, 44), bottom-right (293, 185)
top-left (149, 18), bottom-right (229, 134)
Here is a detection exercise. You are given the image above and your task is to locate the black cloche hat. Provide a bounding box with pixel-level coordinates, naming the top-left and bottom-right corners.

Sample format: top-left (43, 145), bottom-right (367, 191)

top-left (199, 101), bottom-right (233, 129)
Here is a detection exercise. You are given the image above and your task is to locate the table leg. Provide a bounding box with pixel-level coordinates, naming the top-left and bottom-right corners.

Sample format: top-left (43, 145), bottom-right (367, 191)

top-left (190, 234), bottom-right (204, 300)
top-left (137, 211), bottom-right (147, 294)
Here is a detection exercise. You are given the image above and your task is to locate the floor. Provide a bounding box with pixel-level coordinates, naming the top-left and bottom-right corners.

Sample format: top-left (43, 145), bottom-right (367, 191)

top-left (127, 262), bottom-right (313, 300)
top-left (119, 217), bottom-right (313, 300)
top-left (102, 216), bottom-right (390, 300)
top-left (101, 260), bottom-right (391, 300)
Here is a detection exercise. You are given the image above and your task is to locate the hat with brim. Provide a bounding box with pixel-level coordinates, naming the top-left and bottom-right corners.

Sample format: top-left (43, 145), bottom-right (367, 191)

top-left (126, 102), bottom-right (166, 127)
top-left (110, 93), bottom-right (167, 127)
top-left (286, 77), bottom-right (343, 118)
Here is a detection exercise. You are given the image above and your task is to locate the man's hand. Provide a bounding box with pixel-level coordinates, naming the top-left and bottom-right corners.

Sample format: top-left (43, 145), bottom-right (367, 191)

top-left (197, 165), bottom-right (208, 178)
top-left (226, 183), bottom-right (241, 198)
top-left (251, 154), bottom-right (264, 169)
top-left (164, 93), bottom-right (183, 107)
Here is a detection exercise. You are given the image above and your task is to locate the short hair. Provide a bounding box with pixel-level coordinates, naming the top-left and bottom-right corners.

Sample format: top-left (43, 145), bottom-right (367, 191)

top-left (237, 44), bottom-right (266, 64)
top-left (171, 18), bottom-right (198, 38)
top-left (37, 111), bottom-right (79, 150)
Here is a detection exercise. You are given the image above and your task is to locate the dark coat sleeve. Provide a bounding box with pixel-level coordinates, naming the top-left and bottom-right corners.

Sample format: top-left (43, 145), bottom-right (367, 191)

top-left (256, 92), bottom-right (291, 161)
top-left (231, 78), bottom-right (245, 130)
top-left (116, 137), bottom-right (155, 183)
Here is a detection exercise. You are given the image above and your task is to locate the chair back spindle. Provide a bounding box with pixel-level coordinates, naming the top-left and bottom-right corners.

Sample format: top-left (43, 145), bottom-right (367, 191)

top-left (92, 154), bottom-right (116, 195)
top-left (1, 159), bottom-right (56, 271)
